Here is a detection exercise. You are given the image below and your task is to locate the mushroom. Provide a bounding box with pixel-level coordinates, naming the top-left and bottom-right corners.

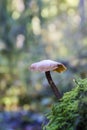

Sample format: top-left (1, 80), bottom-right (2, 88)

top-left (30, 60), bottom-right (67, 99)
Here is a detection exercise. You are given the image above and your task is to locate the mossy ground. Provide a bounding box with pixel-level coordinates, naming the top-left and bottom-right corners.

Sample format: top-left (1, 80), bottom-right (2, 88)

top-left (43, 78), bottom-right (87, 130)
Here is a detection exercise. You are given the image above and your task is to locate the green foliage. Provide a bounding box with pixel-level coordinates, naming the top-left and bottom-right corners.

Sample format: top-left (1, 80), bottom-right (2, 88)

top-left (43, 78), bottom-right (87, 130)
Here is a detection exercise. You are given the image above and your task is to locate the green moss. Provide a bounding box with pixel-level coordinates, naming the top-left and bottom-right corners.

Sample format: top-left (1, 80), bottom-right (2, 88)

top-left (43, 78), bottom-right (87, 130)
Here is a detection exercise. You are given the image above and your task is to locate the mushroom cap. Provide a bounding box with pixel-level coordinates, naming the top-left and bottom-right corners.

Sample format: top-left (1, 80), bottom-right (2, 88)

top-left (30, 60), bottom-right (67, 73)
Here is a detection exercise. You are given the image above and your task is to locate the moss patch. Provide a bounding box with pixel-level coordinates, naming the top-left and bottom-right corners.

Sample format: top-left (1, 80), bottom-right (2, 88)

top-left (43, 78), bottom-right (87, 130)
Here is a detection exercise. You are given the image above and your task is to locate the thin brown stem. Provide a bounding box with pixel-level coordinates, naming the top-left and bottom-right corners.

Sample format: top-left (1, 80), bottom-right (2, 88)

top-left (45, 71), bottom-right (62, 99)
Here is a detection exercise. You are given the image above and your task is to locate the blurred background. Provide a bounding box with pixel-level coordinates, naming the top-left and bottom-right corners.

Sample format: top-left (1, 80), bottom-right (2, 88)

top-left (0, 0), bottom-right (87, 129)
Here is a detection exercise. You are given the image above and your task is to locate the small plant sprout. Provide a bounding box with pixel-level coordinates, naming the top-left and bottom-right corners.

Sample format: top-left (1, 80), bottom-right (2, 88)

top-left (30, 60), bottom-right (67, 99)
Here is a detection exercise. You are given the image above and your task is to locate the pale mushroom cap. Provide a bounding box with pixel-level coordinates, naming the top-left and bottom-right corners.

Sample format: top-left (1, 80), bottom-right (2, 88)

top-left (30, 60), bottom-right (67, 73)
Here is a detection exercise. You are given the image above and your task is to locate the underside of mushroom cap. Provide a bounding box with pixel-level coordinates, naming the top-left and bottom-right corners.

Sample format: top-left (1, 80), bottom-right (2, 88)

top-left (53, 64), bottom-right (67, 73)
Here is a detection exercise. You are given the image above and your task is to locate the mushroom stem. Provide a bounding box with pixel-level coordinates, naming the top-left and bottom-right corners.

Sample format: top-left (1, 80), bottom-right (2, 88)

top-left (45, 71), bottom-right (62, 99)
